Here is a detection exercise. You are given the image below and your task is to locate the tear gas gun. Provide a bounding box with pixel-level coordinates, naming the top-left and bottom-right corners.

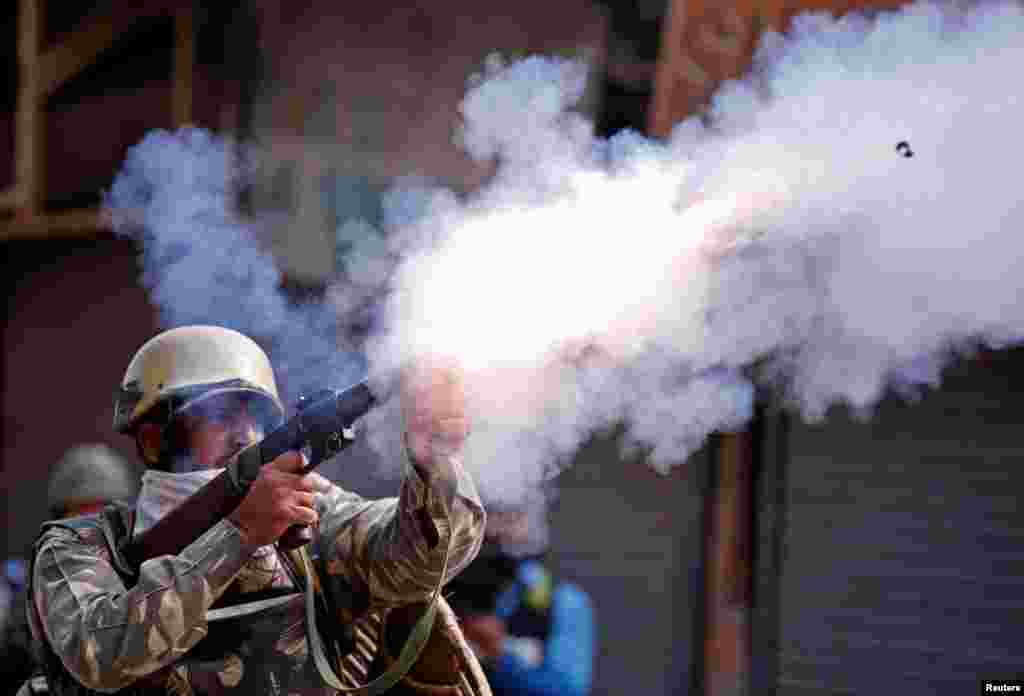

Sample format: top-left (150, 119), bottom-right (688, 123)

top-left (120, 381), bottom-right (377, 569)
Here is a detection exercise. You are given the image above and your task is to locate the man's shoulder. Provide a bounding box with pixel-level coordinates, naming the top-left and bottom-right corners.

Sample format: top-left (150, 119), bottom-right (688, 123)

top-left (31, 507), bottom-right (138, 598)
top-left (43, 502), bottom-right (131, 534)
top-left (35, 504), bottom-right (132, 559)
top-left (38, 515), bottom-right (105, 546)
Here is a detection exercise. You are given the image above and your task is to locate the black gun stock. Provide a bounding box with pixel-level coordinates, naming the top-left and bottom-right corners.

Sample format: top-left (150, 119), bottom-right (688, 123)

top-left (121, 380), bottom-right (377, 569)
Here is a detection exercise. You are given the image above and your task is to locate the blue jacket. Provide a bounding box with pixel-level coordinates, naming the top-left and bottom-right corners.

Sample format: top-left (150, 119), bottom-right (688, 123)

top-left (488, 560), bottom-right (594, 696)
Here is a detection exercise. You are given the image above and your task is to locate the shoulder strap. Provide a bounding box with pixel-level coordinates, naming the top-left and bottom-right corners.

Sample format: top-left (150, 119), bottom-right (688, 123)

top-left (301, 504), bottom-right (455, 696)
top-left (280, 546), bottom-right (350, 669)
top-left (101, 503), bottom-right (138, 580)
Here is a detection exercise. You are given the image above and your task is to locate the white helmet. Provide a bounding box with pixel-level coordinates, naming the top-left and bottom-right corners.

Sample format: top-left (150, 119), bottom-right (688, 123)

top-left (113, 325), bottom-right (284, 435)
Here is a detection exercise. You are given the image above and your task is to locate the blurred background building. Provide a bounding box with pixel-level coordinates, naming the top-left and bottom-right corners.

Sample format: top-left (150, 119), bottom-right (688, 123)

top-left (1, 1), bottom-right (1022, 695)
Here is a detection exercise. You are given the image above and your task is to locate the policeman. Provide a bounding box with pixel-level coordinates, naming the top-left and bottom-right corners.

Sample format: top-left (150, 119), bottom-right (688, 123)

top-left (8, 444), bottom-right (140, 696)
top-left (25, 325), bottom-right (485, 695)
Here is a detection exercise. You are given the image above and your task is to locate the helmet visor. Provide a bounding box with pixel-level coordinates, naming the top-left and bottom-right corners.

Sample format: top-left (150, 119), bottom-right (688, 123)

top-left (178, 389), bottom-right (285, 435)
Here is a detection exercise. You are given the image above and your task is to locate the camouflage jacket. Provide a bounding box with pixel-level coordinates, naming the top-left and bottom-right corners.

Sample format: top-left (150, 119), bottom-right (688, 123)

top-left (28, 450), bottom-right (485, 696)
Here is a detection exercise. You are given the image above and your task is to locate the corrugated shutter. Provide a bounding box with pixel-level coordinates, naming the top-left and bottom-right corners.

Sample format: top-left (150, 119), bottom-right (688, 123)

top-left (549, 435), bottom-right (708, 696)
top-left (775, 353), bottom-right (1024, 694)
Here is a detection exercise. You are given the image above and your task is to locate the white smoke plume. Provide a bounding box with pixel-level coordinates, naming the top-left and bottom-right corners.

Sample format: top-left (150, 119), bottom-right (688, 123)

top-left (106, 130), bottom-right (369, 399)
top-left (108, 0), bottom-right (1024, 553)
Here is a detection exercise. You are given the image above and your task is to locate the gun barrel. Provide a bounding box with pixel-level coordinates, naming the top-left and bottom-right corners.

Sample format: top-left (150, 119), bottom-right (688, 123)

top-left (236, 380), bottom-right (376, 482)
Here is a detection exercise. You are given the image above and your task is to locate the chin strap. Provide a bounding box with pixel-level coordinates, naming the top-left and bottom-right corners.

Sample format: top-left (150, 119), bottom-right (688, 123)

top-left (300, 503), bottom-right (453, 695)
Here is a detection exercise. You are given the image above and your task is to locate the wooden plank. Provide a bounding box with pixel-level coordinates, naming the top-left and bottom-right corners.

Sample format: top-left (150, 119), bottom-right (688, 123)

top-left (16, 0), bottom-right (43, 223)
top-left (704, 429), bottom-right (754, 696)
top-left (173, 5), bottom-right (195, 126)
top-left (39, 3), bottom-right (173, 98)
top-left (0, 207), bottom-right (112, 241)
top-left (647, 0), bottom-right (699, 138)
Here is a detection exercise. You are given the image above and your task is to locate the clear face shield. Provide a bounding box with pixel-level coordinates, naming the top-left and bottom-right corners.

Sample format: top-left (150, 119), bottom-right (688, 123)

top-left (183, 391), bottom-right (285, 439)
top-left (164, 391), bottom-right (285, 473)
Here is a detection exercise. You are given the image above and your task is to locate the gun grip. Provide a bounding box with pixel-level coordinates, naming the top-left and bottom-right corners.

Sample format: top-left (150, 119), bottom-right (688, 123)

top-left (279, 524), bottom-right (313, 550)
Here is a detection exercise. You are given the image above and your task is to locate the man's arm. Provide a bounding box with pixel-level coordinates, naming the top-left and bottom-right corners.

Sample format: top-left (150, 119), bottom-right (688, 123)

top-left (316, 446), bottom-right (486, 606)
top-left (31, 519), bottom-right (260, 692)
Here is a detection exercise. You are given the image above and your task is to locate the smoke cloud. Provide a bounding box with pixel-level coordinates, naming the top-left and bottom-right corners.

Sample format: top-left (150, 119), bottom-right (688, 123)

top-left (106, 129), bottom-right (368, 399)
top-left (108, 0), bottom-right (1024, 553)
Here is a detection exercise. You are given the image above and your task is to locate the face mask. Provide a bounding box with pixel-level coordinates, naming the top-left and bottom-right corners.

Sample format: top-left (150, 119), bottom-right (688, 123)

top-left (134, 468), bottom-right (222, 538)
top-left (134, 469), bottom-right (277, 559)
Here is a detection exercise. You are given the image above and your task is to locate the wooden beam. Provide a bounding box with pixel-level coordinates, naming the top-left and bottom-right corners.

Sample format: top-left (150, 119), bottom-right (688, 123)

top-left (16, 0), bottom-right (43, 223)
top-left (0, 207), bottom-right (112, 241)
top-left (173, 5), bottom-right (195, 127)
top-left (39, 3), bottom-right (173, 98)
top-left (703, 429), bottom-right (754, 696)
top-left (647, 0), bottom-right (692, 138)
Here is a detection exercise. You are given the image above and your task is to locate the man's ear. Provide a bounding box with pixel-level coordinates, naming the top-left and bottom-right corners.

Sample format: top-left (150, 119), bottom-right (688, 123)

top-left (136, 423), bottom-right (163, 466)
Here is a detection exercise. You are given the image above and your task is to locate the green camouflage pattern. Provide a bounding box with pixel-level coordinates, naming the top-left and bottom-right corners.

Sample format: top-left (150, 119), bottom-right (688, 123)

top-left (28, 449), bottom-right (485, 695)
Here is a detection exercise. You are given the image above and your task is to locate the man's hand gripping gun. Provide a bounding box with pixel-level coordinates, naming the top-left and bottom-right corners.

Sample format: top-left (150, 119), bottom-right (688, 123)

top-left (120, 381), bottom-right (377, 568)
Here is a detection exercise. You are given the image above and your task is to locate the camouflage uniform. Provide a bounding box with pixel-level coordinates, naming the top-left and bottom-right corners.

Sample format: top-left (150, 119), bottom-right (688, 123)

top-left (8, 444), bottom-right (140, 696)
top-left (28, 449), bottom-right (485, 696)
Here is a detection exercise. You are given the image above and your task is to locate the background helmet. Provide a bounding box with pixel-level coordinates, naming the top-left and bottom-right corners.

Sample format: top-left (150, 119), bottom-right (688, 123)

top-left (113, 325), bottom-right (285, 435)
top-left (47, 443), bottom-right (140, 517)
